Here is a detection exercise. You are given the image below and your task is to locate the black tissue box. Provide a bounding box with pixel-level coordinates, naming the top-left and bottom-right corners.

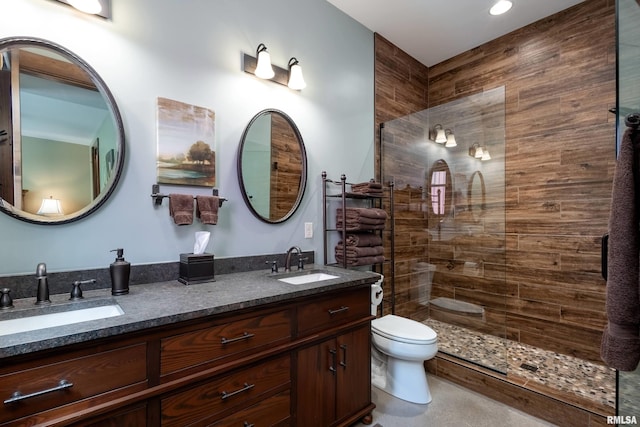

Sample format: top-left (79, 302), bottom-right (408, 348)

top-left (179, 253), bottom-right (215, 285)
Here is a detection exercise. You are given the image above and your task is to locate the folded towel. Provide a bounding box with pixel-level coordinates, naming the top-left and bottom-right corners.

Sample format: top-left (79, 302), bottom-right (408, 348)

top-left (601, 125), bottom-right (640, 371)
top-left (335, 254), bottom-right (385, 267)
top-left (335, 244), bottom-right (384, 258)
top-left (336, 221), bottom-right (386, 231)
top-left (342, 233), bottom-right (383, 247)
top-left (169, 194), bottom-right (194, 225)
top-left (196, 195), bottom-right (219, 225)
top-left (351, 181), bottom-right (384, 196)
top-left (336, 207), bottom-right (388, 220)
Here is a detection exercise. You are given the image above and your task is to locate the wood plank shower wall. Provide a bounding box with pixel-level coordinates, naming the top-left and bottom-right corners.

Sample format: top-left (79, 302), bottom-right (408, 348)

top-left (375, 0), bottom-right (615, 363)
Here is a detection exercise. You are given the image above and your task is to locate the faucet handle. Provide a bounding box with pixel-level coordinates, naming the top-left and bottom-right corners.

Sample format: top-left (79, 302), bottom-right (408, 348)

top-left (297, 256), bottom-right (308, 270)
top-left (69, 279), bottom-right (96, 301)
top-left (266, 260), bottom-right (279, 274)
top-left (0, 288), bottom-right (13, 309)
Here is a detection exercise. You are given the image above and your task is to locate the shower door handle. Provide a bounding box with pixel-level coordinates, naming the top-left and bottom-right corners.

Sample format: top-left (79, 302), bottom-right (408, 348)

top-left (601, 233), bottom-right (608, 281)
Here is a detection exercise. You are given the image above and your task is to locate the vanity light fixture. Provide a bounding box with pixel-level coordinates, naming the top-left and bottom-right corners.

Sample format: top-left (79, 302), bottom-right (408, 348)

top-left (444, 129), bottom-right (457, 147)
top-left (254, 44), bottom-right (275, 79)
top-left (430, 124), bottom-right (447, 144)
top-left (52, 0), bottom-right (111, 19)
top-left (489, 0), bottom-right (513, 16)
top-left (243, 45), bottom-right (307, 90)
top-left (287, 58), bottom-right (306, 90)
top-left (37, 196), bottom-right (64, 216)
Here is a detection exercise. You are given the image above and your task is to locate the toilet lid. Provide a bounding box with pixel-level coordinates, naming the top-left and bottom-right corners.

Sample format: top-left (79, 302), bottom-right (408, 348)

top-left (371, 314), bottom-right (437, 344)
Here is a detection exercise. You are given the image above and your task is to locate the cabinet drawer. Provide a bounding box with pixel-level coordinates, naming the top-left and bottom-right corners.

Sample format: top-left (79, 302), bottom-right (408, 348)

top-left (160, 309), bottom-right (291, 377)
top-left (0, 343), bottom-right (147, 424)
top-left (296, 287), bottom-right (370, 336)
top-left (209, 390), bottom-right (290, 427)
top-left (161, 355), bottom-right (290, 427)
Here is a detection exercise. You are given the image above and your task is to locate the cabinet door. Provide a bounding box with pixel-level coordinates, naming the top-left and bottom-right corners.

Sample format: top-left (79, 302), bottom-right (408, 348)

top-left (296, 339), bottom-right (336, 426)
top-left (335, 325), bottom-right (370, 422)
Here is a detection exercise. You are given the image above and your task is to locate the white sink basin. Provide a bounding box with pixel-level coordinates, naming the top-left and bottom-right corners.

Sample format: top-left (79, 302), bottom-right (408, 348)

top-left (278, 272), bottom-right (339, 285)
top-left (0, 304), bottom-right (124, 337)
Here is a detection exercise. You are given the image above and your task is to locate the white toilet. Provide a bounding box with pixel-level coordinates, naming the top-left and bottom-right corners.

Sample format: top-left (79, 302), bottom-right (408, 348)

top-left (370, 275), bottom-right (438, 404)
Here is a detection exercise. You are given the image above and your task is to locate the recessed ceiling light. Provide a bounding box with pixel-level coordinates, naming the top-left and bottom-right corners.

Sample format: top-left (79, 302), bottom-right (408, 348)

top-left (489, 0), bottom-right (513, 16)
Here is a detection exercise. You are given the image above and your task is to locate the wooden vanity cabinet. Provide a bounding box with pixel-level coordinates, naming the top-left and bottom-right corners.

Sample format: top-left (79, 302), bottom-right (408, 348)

top-left (294, 286), bottom-right (374, 426)
top-left (1, 283), bottom-right (373, 427)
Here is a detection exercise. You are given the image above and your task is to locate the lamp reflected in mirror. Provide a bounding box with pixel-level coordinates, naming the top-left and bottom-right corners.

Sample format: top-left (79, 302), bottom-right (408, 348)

top-left (431, 124), bottom-right (446, 143)
top-left (37, 196), bottom-right (64, 216)
top-left (444, 129), bottom-right (457, 147)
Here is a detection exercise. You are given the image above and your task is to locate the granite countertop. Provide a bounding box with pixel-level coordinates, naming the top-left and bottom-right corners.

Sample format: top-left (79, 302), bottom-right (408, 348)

top-left (0, 265), bottom-right (380, 359)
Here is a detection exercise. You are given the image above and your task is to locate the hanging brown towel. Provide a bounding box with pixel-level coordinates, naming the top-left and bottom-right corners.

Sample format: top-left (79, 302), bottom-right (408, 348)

top-left (601, 125), bottom-right (640, 371)
top-left (196, 196), bottom-right (219, 225)
top-left (169, 194), bottom-right (194, 225)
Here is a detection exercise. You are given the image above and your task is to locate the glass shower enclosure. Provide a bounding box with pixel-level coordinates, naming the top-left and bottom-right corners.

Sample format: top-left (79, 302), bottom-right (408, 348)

top-left (616, 0), bottom-right (640, 419)
top-left (381, 86), bottom-right (507, 373)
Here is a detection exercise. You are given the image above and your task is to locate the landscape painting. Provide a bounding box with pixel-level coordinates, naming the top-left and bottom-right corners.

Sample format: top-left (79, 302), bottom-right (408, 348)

top-left (156, 97), bottom-right (216, 187)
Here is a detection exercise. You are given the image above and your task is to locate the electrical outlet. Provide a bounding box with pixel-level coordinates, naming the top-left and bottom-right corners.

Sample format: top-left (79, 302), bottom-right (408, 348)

top-left (304, 222), bottom-right (313, 238)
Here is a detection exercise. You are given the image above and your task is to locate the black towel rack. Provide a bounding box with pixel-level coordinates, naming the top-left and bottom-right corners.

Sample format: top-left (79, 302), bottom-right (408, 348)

top-left (150, 184), bottom-right (227, 207)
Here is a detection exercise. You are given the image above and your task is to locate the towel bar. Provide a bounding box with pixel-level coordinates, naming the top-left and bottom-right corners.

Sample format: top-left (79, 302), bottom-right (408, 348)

top-left (150, 184), bottom-right (227, 207)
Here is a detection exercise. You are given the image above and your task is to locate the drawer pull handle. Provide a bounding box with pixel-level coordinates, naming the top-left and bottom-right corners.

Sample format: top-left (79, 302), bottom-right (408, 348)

top-left (221, 332), bottom-right (255, 345)
top-left (328, 306), bottom-right (349, 316)
top-left (220, 382), bottom-right (255, 400)
top-left (4, 380), bottom-right (73, 404)
top-left (243, 422), bottom-right (255, 427)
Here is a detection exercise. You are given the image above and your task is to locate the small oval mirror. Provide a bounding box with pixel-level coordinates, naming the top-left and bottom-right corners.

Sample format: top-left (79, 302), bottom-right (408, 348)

top-left (468, 170), bottom-right (486, 222)
top-left (427, 159), bottom-right (452, 221)
top-left (237, 109), bottom-right (307, 223)
top-left (0, 37), bottom-right (125, 225)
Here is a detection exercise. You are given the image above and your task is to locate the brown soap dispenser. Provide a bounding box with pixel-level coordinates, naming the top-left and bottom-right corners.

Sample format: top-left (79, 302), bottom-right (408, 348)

top-left (110, 248), bottom-right (130, 295)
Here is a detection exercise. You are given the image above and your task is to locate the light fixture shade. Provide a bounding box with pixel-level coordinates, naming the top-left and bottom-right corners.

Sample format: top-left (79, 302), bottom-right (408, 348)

top-left (433, 125), bottom-right (446, 143)
top-left (481, 148), bottom-right (491, 160)
top-left (445, 129), bottom-right (457, 147)
top-left (254, 44), bottom-right (275, 79)
top-left (474, 146), bottom-right (484, 159)
top-left (37, 197), bottom-right (64, 216)
top-left (67, 0), bottom-right (102, 14)
top-left (489, 0), bottom-right (513, 16)
top-left (287, 58), bottom-right (306, 90)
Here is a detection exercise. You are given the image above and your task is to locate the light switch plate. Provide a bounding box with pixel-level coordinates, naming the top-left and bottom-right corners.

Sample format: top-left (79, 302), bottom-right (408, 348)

top-left (304, 222), bottom-right (313, 238)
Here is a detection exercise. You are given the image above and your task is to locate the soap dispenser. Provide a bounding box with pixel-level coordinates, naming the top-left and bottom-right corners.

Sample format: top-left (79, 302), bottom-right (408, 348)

top-left (110, 248), bottom-right (130, 295)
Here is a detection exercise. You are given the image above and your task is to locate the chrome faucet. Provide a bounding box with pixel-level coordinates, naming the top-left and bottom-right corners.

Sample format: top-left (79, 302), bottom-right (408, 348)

top-left (284, 246), bottom-right (303, 272)
top-left (35, 262), bottom-right (50, 305)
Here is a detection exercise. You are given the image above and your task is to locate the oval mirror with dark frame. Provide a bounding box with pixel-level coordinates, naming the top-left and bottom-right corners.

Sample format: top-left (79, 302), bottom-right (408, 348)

top-left (0, 37), bottom-right (125, 225)
top-left (237, 109), bottom-right (307, 224)
top-left (468, 170), bottom-right (486, 222)
top-left (427, 159), bottom-right (453, 222)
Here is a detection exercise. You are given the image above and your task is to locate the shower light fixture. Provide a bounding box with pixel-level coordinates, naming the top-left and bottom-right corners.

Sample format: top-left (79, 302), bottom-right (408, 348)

top-left (430, 124), bottom-right (447, 143)
top-left (444, 129), bottom-right (457, 147)
top-left (469, 143), bottom-right (491, 161)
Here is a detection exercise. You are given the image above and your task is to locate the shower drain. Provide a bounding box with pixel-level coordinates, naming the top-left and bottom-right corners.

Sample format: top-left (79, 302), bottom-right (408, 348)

top-left (520, 363), bottom-right (539, 372)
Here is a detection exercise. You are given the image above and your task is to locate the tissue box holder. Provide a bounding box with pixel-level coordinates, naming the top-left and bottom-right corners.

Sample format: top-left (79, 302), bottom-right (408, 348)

top-left (179, 253), bottom-right (215, 285)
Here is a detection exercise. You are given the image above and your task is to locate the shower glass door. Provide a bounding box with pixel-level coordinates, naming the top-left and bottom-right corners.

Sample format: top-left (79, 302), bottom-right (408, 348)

top-left (381, 86), bottom-right (507, 373)
top-left (616, 0), bottom-right (640, 418)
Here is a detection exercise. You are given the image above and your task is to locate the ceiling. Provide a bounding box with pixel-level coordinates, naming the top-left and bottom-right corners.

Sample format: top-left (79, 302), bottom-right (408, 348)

top-left (327, 0), bottom-right (586, 67)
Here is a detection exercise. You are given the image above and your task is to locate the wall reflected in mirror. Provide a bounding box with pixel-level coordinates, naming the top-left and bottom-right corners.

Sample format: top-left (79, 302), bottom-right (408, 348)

top-left (237, 109), bottom-right (307, 224)
top-left (0, 37), bottom-right (124, 224)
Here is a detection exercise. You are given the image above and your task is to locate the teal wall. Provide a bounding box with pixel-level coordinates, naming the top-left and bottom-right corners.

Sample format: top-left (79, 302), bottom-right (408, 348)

top-left (0, 0), bottom-right (375, 275)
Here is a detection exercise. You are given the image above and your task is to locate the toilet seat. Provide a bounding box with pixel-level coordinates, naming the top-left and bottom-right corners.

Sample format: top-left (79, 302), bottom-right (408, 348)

top-left (371, 314), bottom-right (437, 345)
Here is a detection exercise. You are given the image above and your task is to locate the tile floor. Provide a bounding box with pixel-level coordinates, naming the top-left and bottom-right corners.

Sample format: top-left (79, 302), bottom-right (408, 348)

top-left (424, 318), bottom-right (616, 413)
top-left (356, 374), bottom-right (557, 427)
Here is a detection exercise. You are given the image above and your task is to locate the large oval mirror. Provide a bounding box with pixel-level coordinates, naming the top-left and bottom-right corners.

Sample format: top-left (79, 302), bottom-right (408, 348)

top-left (0, 37), bottom-right (124, 225)
top-left (237, 109), bottom-right (307, 223)
top-left (468, 170), bottom-right (486, 222)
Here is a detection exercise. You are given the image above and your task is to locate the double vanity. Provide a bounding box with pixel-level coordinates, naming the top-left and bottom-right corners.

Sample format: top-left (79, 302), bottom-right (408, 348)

top-left (0, 265), bottom-right (378, 426)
